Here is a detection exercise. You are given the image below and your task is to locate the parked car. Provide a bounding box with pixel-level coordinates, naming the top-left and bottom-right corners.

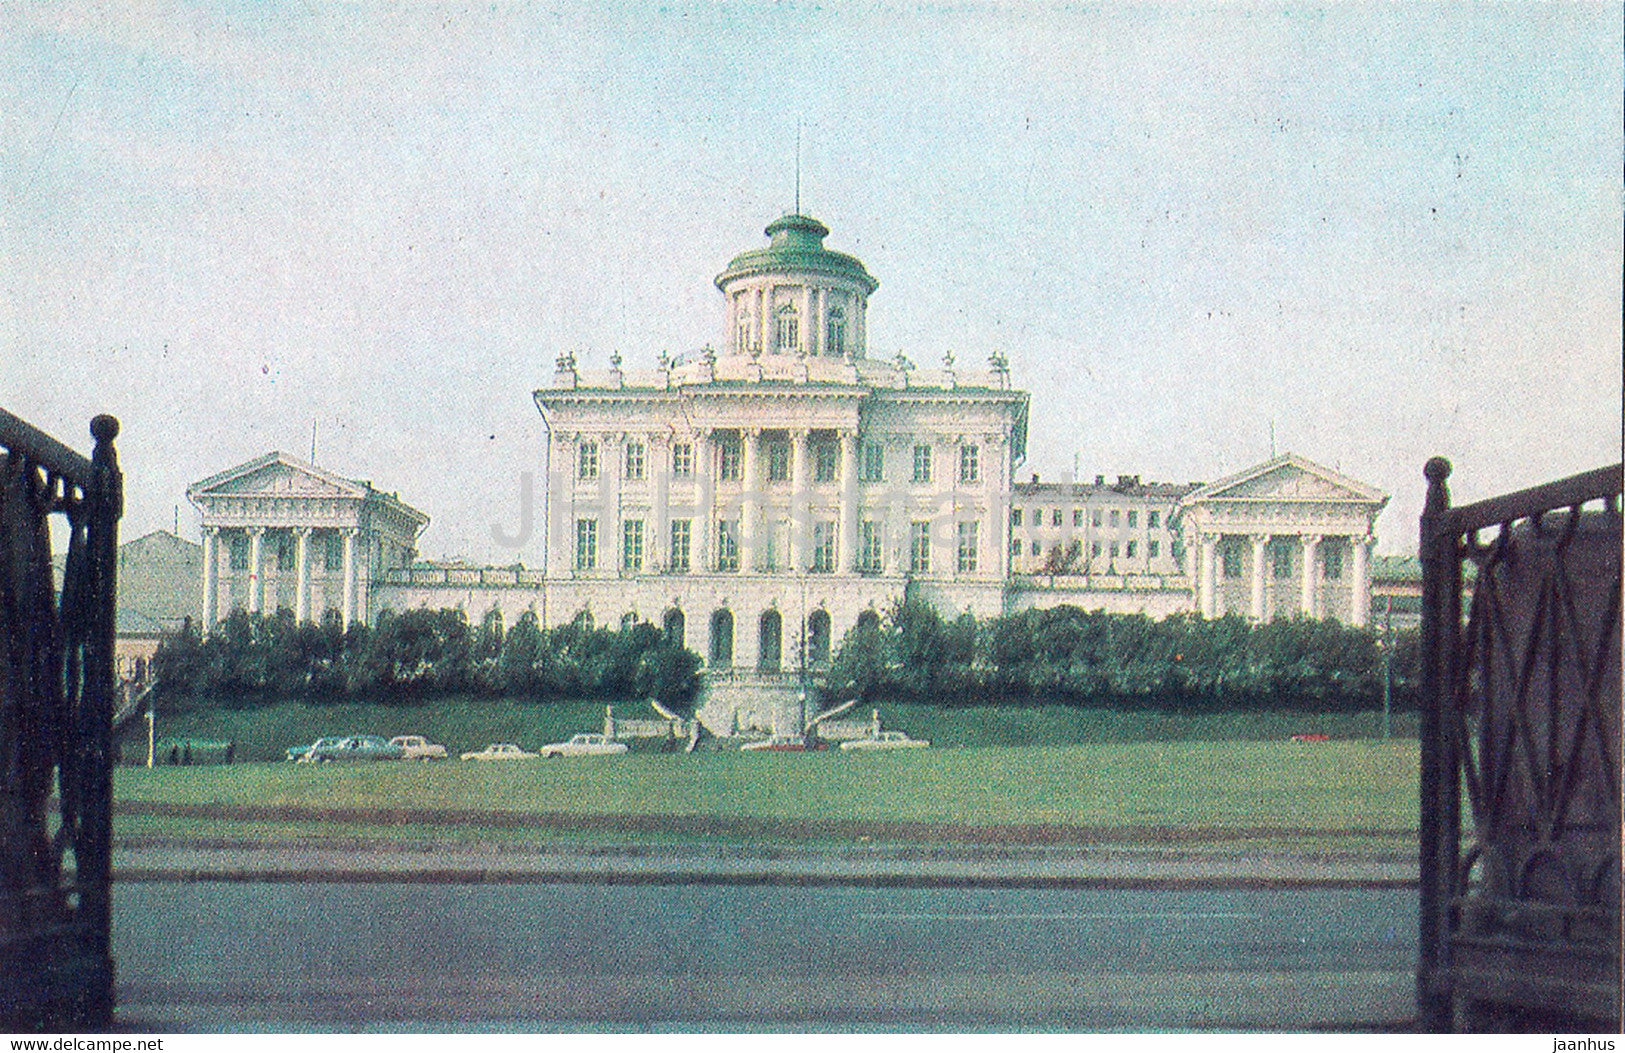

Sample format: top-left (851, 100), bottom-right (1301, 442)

top-left (839, 730), bottom-right (929, 751)
top-left (390, 735), bottom-right (448, 760)
top-left (740, 734), bottom-right (827, 752)
top-left (459, 743), bottom-right (538, 761)
top-left (292, 735), bottom-right (404, 763)
top-left (539, 733), bottom-right (629, 758)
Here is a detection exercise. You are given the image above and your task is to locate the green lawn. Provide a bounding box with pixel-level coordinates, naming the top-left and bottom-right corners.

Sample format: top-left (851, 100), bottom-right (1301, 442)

top-left (115, 739), bottom-right (1419, 836)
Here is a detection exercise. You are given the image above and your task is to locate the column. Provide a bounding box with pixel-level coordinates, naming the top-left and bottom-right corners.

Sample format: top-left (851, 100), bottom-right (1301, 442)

top-left (548, 434), bottom-right (576, 577)
top-left (838, 430), bottom-right (858, 572)
top-left (294, 527), bottom-right (311, 624)
top-left (1351, 535), bottom-right (1372, 627)
top-left (739, 428), bottom-right (760, 573)
top-left (247, 526), bottom-right (264, 614)
top-left (811, 287), bottom-right (823, 357)
top-left (341, 528), bottom-right (357, 628)
top-left (802, 285), bottom-right (813, 357)
top-left (756, 287), bottom-right (766, 353)
top-left (201, 527), bottom-right (218, 633)
top-left (651, 435), bottom-right (669, 571)
top-left (604, 433), bottom-right (623, 574)
top-left (788, 429), bottom-right (809, 572)
top-left (1199, 532), bottom-right (1218, 618)
top-left (1300, 534), bottom-right (1321, 619)
top-left (988, 436), bottom-right (1009, 579)
top-left (1250, 534), bottom-right (1269, 623)
top-left (695, 431), bottom-right (713, 571)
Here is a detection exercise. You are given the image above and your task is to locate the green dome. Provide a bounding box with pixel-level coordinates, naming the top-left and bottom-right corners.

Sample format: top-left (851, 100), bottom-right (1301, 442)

top-left (715, 214), bottom-right (878, 294)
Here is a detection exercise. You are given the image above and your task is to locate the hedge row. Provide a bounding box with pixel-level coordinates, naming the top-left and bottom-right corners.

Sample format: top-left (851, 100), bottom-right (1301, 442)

top-left (153, 607), bottom-right (700, 708)
top-left (823, 599), bottom-right (1417, 713)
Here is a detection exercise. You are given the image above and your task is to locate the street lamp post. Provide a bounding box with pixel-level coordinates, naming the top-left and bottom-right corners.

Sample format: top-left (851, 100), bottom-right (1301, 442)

top-left (1381, 594), bottom-right (1393, 740)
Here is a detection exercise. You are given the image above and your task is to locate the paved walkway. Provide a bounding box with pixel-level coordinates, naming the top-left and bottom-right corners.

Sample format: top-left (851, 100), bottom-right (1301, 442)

top-left (114, 836), bottom-right (1418, 888)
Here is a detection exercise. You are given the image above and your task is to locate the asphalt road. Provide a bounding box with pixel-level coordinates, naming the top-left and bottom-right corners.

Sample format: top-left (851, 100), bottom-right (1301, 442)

top-left (113, 882), bottom-right (1417, 1031)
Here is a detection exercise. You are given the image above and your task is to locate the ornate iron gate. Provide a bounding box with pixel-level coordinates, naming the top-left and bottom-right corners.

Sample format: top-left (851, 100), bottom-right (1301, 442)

top-left (1417, 457), bottom-right (1622, 1031)
top-left (0, 409), bottom-right (121, 1031)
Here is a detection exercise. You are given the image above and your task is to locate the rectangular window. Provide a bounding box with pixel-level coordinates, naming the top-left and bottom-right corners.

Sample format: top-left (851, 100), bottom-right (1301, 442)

top-left (1009, 537), bottom-right (1022, 562)
top-left (577, 441), bottom-right (599, 481)
top-left (811, 521), bottom-right (836, 573)
top-left (1223, 545), bottom-right (1243, 579)
top-left (767, 440), bottom-right (790, 482)
top-left (324, 534), bottom-right (343, 572)
top-left (669, 519), bottom-right (691, 573)
top-left (859, 520), bottom-right (883, 572)
top-left (957, 521), bottom-right (979, 573)
top-left (672, 443), bottom-right (693, 478)
top-left (958, 445), bottom-right (979, 484)
top-left (1031, 539), bottom-right (1041, 557)
top-left (1092, 510), bottom-right (1103, 528)
top-left (716, 520), bottom-right (739, 572)
top-left (1010, 508), bottom-right (1023, 527)
top-left (814, 442), bottom-right (839, 483)
top-left (574, 519), bottom-right (598, 571)
top-left (1091, 541), bottom-right (1102, 558)
top-left (1109, 510), bottom-right (1120, 528)
top-left (1127, 510), bottom-right (1138, 529)
top-left (912, 444), bottom-right (932, 484)
top-left (826, 312), bottom-right (846, 356)
top-left (1109, 542), bottom-right (1120, 559)
top-left (622, 519), bottom-right (644, 573)
top-left (1073, 509), bottom-right (1084, 528)
top-left (1126, 540), bottom-right (1137, 559)
top-left (1272, 541), bottom-right (1293, 579)
top-left (624, 442), bottom-right (646, 481)
top-left (861, 441), bottom-right (884, 483)
top-left (909, 521), bottom-right (931, 573)
top-left (1052, 508), bottom-right (1062, 527)
top-left (229, 533), bottom-right (249, 571)
top-left (1324, 544), bottom-right (1344, 580)
top-left (1149, 540), bottom-right (1160, 559)
top-left (776, 309), bottom-right (799, 353)
top-left (718, 436), bottom-right (742, 481)
top-left (1148, 510), bottom-right (1160, 529)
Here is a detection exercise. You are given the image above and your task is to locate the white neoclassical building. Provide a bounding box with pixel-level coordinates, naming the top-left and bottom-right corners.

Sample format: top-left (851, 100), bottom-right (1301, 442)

top-left (187, 452), bottom-right (429, 630)
top-left (187, 210), bottom-right (1391, 729)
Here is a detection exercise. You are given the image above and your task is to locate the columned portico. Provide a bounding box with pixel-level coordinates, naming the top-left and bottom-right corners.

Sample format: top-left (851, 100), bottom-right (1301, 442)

top-left (188, 451), bottom-right (428, 633)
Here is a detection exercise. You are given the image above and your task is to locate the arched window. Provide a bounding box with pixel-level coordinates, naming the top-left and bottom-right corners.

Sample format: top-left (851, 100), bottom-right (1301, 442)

top-left (620, 611), bottom-right (640, 631)
top-left (775, 304), bottom-right (799, 354)
top-left (662, 607), bottom-right (685, 648)
top-left (854, 609), bottom-right (880, 634)
top-left (826, 307), bottom-right (846, 357)
top-left (758, 609), bottom-right (782, 671)
top-left (807, 608), bottom-right (832, 665)
top-left (709, 609), bottom-right (734, 667)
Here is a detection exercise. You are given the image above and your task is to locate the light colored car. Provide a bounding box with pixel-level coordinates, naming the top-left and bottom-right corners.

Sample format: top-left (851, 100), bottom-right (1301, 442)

top-left (459, 743), bottom-right (538, 761)
top-left (291, 735), bottom-right (405, 763)
top-left (539, 733), bottom-right (629, 758)
top-left (390, 735), bottom-right (448, 760)
top-left (839, 731), bottom-right (929, 751)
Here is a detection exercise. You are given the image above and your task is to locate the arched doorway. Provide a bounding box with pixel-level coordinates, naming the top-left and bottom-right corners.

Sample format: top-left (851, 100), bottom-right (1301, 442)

top-left (662, 607), bottom-right (685, 648)
top-left (709, 608), bottom-right (734, 667)
top-left (807, 608), bottom-right (832, 665)
top-left (758, 609), bottom-right (782, 671)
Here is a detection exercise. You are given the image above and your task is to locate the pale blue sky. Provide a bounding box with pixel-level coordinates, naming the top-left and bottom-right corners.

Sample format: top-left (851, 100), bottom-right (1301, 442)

top-left (3, 2), bottom-right (1620, 562)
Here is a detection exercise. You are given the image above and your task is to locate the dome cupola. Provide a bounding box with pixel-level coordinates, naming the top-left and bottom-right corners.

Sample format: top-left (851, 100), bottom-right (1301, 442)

top-left (714, 213), bottom-right (876, 360)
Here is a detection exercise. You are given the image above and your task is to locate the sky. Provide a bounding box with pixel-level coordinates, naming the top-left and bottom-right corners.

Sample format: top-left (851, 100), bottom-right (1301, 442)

top-left (3, 1), bottom-right (1620, 564)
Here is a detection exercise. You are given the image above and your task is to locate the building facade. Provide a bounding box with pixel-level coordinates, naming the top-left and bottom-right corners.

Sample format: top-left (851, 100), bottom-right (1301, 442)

top-left (189, 213), bottom-right (1390, 707)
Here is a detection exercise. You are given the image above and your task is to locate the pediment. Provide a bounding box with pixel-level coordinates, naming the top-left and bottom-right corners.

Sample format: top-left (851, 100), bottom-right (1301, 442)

top-left (1182, 454), bottom-right (1388, 507)
top-left (189, 453), bottom-right (365, 501)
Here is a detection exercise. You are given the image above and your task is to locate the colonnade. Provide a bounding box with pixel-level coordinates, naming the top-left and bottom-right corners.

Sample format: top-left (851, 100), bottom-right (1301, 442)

top-left (200, 525), bottom-right (360, 631)
top-left (1195, 531), bottom-right (1374, 626)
